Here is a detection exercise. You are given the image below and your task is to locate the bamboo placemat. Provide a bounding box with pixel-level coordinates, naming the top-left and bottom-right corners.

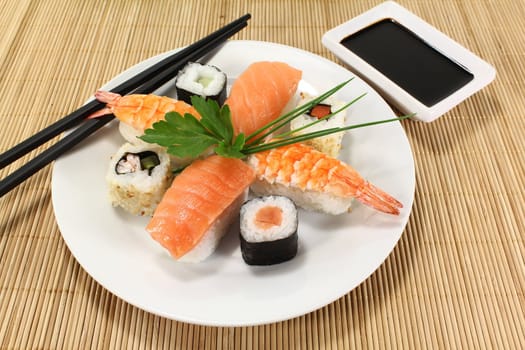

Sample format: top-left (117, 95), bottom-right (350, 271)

top-left (1, 0), bottom-right (524, 348)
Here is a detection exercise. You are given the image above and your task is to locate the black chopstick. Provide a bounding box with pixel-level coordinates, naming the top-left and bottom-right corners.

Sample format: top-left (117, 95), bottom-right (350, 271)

top-left (0, 13), bottom-right (251, 170)
top-left (0, 115), bottom-right (115, 197)
top-left (0, 15), bottom-right (250, 198)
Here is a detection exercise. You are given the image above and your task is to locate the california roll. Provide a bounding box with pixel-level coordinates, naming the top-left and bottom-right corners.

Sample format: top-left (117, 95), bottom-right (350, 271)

top-left (106, 143), bottom-right (172, 216)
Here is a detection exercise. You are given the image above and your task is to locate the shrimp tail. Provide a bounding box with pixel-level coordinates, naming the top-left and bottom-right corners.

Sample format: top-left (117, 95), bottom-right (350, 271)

top-left (94, 90), bottom-right (121, 104)
top-left (354, 180), bottom-right (403, 215)
top-left (86, 90), bottom-right (122, 119)
top-left (87, 107), bottom-right (113, 119)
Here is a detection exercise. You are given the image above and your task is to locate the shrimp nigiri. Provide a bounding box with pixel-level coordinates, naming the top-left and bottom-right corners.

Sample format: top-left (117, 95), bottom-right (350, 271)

top-left (90, 91), bottom-right (200, 145)
top-left (225, 61), bottom-right (302, 138)
top-left (247, 143), bottom-right (403, 215)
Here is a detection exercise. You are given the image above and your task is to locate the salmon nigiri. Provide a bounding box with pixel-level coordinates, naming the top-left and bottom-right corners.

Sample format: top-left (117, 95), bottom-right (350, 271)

top-left (146, 155), bottom-right (255, 262)
top-left (225, 61), bottom-right (302, 138)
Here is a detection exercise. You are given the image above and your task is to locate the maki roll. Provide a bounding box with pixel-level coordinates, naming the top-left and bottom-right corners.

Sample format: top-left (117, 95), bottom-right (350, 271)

top-left (239, 196), bottom-right (298, 266)
top-left (106, 143), bottom-right (172, 216)
top-left (175, 62), bottom-right (227, 105)
top-left (290, 92), bottom-right (347, 158)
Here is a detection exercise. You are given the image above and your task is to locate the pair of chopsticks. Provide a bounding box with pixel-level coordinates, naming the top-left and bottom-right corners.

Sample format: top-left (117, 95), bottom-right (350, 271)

top-left (0, 14), bottom-right (251, 198)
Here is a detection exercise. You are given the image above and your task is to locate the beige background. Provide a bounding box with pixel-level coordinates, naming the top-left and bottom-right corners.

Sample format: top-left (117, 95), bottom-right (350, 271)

top-left (1, 0), bottom-right (524, 348)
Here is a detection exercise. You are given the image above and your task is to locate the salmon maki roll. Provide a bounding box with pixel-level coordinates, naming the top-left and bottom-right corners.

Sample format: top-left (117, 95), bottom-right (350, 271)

top-left (239, 195), bottom-right (299, 266)
top-left (225, 61), bottom-right (302, 138)
top-left (146, 155), bottom-right (256, 262)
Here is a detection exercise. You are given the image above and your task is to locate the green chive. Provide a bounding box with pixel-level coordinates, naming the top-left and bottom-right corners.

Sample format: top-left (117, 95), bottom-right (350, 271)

top-left (245, 79), bottom-right (354, 144)
top-left (141, 79), bottom-right (413, 161)
top-left (274, 92), bottom-right (367, 139)
top-left (242, 114), bottom-right (413, 154)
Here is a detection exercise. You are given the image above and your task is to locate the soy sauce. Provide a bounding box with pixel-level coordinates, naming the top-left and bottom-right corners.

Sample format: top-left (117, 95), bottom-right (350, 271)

top-left (340, 19), bottom-right (474, 107)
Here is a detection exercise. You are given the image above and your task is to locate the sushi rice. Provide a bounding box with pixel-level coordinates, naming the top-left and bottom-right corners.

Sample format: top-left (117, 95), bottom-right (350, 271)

top-left (175, 62), bottom-right (227, 105)
top-left (178, 189), bottom-right (248, 263)
top-left (240, 196), bottom-right (298, 243)
top-left (249, 179), bottom-right (354, 215)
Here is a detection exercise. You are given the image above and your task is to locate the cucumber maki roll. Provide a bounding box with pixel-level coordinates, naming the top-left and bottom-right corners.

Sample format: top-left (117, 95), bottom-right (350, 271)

top-left (239, 196), bottom-right (298, 266)
top-left (175, 62), bottom-right (227, 105)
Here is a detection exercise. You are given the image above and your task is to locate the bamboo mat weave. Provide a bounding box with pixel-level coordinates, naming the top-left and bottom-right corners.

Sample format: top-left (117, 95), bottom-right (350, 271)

top-left (1, 0), bottom-right (524, 348)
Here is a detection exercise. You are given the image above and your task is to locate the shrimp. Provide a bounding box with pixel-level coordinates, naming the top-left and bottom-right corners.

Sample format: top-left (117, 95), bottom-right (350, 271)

top-left (89, 91), bottom-right (200, 131)
top-left (247, 143), bottom-right (403, 215)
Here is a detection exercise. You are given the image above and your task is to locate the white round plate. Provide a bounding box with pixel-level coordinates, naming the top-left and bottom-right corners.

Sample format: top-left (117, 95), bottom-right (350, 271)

top-left (52, 40), bottom-right (415, 326)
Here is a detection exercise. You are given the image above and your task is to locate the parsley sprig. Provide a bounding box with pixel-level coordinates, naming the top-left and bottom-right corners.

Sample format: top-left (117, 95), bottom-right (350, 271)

top-left (140, 96), bottom-right (246, 159)
top-left (139, 80), bottom-right (412, 159)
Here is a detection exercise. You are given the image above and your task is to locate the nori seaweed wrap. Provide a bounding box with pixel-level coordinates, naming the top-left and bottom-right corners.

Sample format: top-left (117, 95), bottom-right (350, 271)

top-left (239, 196), bottom-right (298, 265)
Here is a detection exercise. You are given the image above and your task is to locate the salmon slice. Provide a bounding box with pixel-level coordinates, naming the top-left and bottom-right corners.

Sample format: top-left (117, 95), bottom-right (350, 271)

top-left (225, 61), bottom-right (302, 138)
top-left (146, 155), bottom-right (256, 260)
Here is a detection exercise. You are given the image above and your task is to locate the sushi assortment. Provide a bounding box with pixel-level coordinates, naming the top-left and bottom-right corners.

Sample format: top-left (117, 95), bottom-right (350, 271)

top-left (94, 60), bottom-right (403, 265)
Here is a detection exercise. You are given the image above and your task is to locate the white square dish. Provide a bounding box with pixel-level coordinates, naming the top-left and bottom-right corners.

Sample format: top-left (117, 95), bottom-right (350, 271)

top-left (322, 1), bottom-right (496, 122)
